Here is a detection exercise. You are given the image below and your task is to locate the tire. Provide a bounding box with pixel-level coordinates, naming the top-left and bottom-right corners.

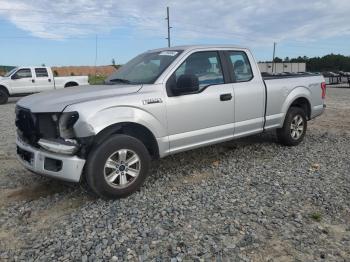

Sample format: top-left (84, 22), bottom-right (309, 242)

top-left (0, 89), bottom-right (9, 105)
top-left (277, 107), bottom-right (307, 146)
top-left (85, 134), bottom-right (151, 199)
top-left (64, 82), bottom-right (78, 88)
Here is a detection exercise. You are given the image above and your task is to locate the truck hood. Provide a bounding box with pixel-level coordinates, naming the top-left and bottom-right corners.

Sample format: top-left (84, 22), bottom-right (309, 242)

top-left (17, 84), bottom-right (142, 113)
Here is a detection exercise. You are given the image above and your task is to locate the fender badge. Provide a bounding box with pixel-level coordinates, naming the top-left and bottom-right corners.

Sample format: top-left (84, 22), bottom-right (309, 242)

top-left (142, 98), bottom-right (163, 105)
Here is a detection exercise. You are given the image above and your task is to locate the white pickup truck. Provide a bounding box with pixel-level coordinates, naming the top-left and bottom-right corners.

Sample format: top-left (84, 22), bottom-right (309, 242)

top-left (15, 45), bottom-right (326, 199)
top-left (0, 66), bottom-right (89, 104)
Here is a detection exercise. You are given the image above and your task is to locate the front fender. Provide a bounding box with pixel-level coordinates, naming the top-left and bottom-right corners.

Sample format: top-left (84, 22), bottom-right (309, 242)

top-left (0, 83), bottom-right (10, 94)
top-left (74, 106), bottom-right (167, 138)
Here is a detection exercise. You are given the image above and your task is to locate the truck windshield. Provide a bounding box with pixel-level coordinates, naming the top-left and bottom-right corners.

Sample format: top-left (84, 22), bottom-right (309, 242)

top-left (4, 67), bottom-right (18, 77)
top-left (106, 50), bottom-right (182, 85)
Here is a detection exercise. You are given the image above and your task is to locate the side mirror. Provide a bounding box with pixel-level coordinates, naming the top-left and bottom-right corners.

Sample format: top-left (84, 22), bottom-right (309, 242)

top-left (173, 74), bottom-right (199, 95)
top-left (11, 74), bottom-right (19, 80)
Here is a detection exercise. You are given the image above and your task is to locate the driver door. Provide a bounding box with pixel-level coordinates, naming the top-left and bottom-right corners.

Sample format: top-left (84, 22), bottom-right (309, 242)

top-left (10, 68), bottom-right (35, 94)
top-left (165, 51), bottom-right (235, 154)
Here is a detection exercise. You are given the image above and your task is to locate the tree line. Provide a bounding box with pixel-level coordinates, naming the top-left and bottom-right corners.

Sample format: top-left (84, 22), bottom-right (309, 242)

top-left (269, 54), bottom-right (350, 72)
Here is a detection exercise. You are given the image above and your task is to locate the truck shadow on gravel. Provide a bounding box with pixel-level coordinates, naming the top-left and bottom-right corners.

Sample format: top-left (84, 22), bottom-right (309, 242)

top-left (3, 97), bottom-right (20, 105)
top-left (3, 181), bottom-right (69, 203)
top-left (149, 132), bottom-right (279, 184)
top-left (155, 132), bottom-right (277, 165)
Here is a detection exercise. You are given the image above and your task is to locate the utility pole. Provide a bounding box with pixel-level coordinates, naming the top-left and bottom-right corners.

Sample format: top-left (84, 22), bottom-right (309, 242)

top-left (272, 42), bottom-right (276, 74)
top-left (94, 35), bottom-right (98, 78)
top-left (165, 7), bottom-right (171, 47)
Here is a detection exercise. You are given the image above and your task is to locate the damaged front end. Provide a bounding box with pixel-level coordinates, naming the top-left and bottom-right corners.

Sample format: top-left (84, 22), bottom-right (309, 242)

top-left (15, 107), bottom-right (82, 155)
top-left (15, 106), bottom-right (88, 182)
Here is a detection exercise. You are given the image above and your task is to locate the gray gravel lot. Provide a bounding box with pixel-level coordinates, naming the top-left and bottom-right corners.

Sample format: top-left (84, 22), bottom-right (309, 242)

top-left (1, 89), bottom-right (350, 261)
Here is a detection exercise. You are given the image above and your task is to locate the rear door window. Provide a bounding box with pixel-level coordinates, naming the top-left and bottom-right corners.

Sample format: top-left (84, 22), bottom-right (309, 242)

top-left (35, 68), bottom-right (49, 78)
top-left (227, 51), bottom-right (253, 82)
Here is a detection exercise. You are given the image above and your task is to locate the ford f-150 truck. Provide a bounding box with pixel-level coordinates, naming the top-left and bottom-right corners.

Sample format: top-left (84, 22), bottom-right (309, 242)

top-left (15, 45), bottom-right (326, 199)
top-left (0, 66), bottom-right (89, 104)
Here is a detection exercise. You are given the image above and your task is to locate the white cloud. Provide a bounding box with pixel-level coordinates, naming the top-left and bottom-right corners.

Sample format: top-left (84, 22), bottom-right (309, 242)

top-left (0, 0), bottom-right (349, 43)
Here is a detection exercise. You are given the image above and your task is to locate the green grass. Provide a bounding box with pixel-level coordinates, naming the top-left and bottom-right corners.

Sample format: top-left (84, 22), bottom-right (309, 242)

top-left (89, 75), bottom-right (107, 85)
top-left (310, 212), bottom-right (322, 222)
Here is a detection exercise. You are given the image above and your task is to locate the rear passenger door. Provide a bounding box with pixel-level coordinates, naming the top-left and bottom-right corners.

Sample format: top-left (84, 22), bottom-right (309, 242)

top-left (34, 68), bottom-right (54, 92)
top-left (225, 51), bottom-right (266, 137)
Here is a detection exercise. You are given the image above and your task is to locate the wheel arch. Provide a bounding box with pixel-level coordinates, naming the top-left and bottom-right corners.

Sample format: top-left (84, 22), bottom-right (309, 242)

top-left (281, 86), bottom-right (312, 125)
top-left (92, 122), bottom-right (160, 159)
top-left (289, 97), bottom-right (311, 120)
top-left (64, 81), bottom-right (79, 88)
top-left (0, 85), bottom-right (10, 96)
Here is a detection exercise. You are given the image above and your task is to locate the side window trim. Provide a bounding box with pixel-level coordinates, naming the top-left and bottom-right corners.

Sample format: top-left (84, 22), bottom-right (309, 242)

top-left (224, 50), bottom-right (254, 83)
top-left (166, 50), bottom-right (227, 97)
top-left (218, 51), bottom-right (233, 83)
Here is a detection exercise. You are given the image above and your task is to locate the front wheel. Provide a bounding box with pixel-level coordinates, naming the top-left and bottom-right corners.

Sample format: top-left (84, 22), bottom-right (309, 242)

top-left (277, 107), bottom-right (307, 146)
top-left (0, 89), bottom-right (8, 105)
top-left (85, 134), bottom-right (151, 199)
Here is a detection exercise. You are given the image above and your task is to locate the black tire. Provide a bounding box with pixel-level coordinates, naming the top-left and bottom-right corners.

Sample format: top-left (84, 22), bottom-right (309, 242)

top-left (277, 107), bottom-right (307, 146)
top-left (64, 82), bottom-right (78, 88)
top-left (0, 89), bottom-right (9, 105)
top-left (85, 134), bottom-right (151, 199)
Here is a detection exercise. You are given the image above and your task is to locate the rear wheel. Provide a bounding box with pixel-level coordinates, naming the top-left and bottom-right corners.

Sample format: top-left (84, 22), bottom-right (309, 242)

top-left (85, 134), bottom-right (151, 199)
top-left (277, 107), bottom-right (307, 146)
top-left (0, 89), bottom-right (8, 105)
top-left (64, 82), bottom-right (78, 88)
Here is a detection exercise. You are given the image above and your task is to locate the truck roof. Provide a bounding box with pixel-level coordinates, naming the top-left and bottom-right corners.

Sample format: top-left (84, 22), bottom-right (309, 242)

top-left (149, 44), bottom-right (248, 52)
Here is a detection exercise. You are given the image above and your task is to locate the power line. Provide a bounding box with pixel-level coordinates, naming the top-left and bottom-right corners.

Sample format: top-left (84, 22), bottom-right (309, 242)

top-left (0, 8), bottom-right (162, 22)
top-left (0, 18), bottom-right (115, 27)
top-left (0, 8), bottom-right (127, 19)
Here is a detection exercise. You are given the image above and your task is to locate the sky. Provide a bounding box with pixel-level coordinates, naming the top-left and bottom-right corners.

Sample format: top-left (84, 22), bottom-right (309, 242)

top-left (0, 0), bottom-right (349, 66)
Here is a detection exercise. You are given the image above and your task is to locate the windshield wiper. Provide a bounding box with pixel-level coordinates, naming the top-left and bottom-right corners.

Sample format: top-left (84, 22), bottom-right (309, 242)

top-left (108, 78), bottom-right (134, 84)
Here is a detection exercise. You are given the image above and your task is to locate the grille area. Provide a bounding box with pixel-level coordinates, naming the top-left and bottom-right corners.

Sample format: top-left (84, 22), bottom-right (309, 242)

top-left (15, 106), bottom-right (59, 146)
top-left (16, 106), bottom-right (38, 145)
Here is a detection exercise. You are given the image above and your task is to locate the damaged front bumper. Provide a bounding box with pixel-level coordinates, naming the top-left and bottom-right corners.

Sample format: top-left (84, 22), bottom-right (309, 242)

top-left (16, 137), bottom-right (85, 182)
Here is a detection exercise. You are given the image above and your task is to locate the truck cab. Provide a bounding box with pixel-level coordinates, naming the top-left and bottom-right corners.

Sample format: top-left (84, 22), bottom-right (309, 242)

top-left (8, 67), bottom-right (54, 93)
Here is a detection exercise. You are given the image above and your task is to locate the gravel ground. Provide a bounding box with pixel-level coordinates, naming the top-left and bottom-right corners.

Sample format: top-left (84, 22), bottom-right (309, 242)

top-left (0, 88), bottom-right (350, 261)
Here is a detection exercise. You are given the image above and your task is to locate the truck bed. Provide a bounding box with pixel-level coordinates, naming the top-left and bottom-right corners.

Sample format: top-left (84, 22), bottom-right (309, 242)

top-left (263, 74), bottom-right (325, 130)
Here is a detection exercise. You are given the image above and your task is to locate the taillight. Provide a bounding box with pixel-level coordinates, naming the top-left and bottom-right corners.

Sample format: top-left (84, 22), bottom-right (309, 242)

top-left (321, 82), bottom-right (326, 99)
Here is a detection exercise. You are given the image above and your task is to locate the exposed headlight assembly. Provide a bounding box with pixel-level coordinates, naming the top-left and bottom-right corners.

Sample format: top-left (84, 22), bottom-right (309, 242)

top-left (58, 112), bottom-right (79, 138)
top-left (38, 138), bottom-right (79, 155)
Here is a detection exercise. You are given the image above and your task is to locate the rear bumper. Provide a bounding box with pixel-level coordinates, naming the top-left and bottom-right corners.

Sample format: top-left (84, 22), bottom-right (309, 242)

top-left (310, 104), bottom-right (326, 120)
top-left (16, 137), bottom-right (85, 182)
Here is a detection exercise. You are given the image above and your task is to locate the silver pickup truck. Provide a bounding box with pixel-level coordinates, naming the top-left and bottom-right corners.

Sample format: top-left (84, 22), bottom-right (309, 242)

top-left (15, 45), bottom-right (326, 199)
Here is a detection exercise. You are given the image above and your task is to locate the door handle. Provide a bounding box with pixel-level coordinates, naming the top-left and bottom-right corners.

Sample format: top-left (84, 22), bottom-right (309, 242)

top-left (220, 93), bottom-right (232, 101)
top-left (31, 79), bottom-right (35, 83)
top-left (48, 79), bottom-right (51, 82)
